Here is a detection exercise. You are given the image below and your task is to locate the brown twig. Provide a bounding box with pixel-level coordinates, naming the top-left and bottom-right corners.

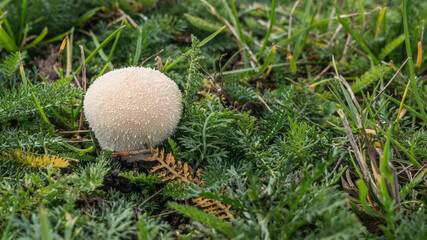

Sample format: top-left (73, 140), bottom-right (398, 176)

top-left (78, 45), bottom-right (87, 132)
top-left (373, 57), bottom-right (410, 102)
top-left (338, 109), bottom-right (374, 187)
top-left (139, 49), bottom-right (164, 67)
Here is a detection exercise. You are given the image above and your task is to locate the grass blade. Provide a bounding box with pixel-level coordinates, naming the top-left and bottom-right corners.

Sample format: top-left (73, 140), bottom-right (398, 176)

top-left (72, 25), bottom-right (126, 77)
top-left (254, 45), bottom-right (276, 77)
top-left (163, 26), bottom-right (226, 72)
top-left (0, 26), bottom-right (18, 51)
top-left (18, 0), bottom-right (28, 45)
top-left (133, 29), bottom-right (143, 66)
top-left (75, 7), bottom-right (101, 26)
top-left (402, 0), bottom-right (427, 127)
top-left (374, 7), bottom-right (386, 40)
top-left (256, 0), bottom-right (276, 63)
top-left (336, 15), bottom-right (378, 65)
top-left (22, 27), bottom-right (48, 50)
top-left (97, 21), bottom-right (124, 77)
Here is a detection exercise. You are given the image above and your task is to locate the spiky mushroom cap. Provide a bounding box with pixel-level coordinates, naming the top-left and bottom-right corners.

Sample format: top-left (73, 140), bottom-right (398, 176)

top-left (84, 67), bottom-right (182, 152)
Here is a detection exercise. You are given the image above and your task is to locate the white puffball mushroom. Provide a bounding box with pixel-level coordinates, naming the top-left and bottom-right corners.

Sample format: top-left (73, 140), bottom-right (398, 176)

top-left (84, 67), bottom-right (183, 152)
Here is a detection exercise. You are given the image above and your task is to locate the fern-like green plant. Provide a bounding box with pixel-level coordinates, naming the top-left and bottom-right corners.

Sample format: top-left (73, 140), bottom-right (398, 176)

top-left (168, 202), bottom-right (236, 238)
top-left (379, 35), bottom-right (405, 60)
top-left (183, 35), bottom-right (204, 104)
top-left (184, 13), bottom-right (224, 32)
top-left (351, 64), bottom-right (391, 93)
top-left (120, 171), bottom-right (161, 191)
top-left (0, 79), bottom-right (82, 123)
top-left (0, 52), bottom-right (20, 77)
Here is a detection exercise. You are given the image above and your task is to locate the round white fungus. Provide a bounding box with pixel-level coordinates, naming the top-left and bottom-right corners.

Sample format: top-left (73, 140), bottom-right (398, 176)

top-left (84, 67), bottom-right (182, 152)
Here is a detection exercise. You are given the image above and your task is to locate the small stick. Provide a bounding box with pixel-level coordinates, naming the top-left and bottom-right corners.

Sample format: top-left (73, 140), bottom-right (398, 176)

top-left (78, 45), bottom-right (87, 132)
top-left (258, 95), bottom-right (271, 112)
top-left (338, 109), bottom-right (373, 187)
top-left (73, 76), bottom-right (82, 89)
top-left (373, 57), bottom-right (410, 102)
top-left (332, 150), bottom-right (348, 173)
top-left (139, 49), bottom-right (164, 67)
top-left (138, 188), bottom-right (163, 208)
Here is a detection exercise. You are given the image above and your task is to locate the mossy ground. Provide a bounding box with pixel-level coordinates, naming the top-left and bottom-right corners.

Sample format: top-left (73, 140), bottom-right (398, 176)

top-left (0, 0), bottom-right (426, 239)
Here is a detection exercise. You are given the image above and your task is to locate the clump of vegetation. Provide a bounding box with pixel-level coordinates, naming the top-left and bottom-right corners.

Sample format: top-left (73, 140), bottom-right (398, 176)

top-left (0, 0), bottom-right (426, 239)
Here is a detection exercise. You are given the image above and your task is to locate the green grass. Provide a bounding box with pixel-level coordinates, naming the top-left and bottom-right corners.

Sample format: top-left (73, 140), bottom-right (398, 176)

top-left (0, 0), bottom-right (426, 239)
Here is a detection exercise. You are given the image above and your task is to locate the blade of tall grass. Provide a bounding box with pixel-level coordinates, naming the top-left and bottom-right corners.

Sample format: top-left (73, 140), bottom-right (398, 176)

top-left (0, 0), bottom-right (12, 9)
top-left (395, 80), bottom-right (410, 130)
top-left (0, 26), bottom-right (18, 51)
top-left (384, 93), bottom-right (423, 119)
top-left (374, 127), bottom-right (421, 168)
top-left (20, 23), bottom-right (28, 49)
top-left (336, 14), bottom-right (379, 65)
top-left (72, 25), bottom-right (126, 77)
top-left (76, 7), bottom-right (102, 26)
top-left (356, 179), bottom-right (383, 217)
top-left (163, 26), bottom-right (226, 72)
top-left (375, 8), bottom-right (386, 41)
top-left (0, 9), bottom-right (15, 42)
top-left (133, 29), bottom-right (142, 66)
top-left (18, 0), bottom-right (28, 45)
top-left (415, 41), bottom-right (422, 73)
top-left (22, 27), bottom-right (48, 50)
top-left (228, 0), bottom-right (248, 67)
top-left (358, 0), bottom-right (365, 28)
top-left (400, 168), bottom-right (427, 199)
top-left (97, 21), bottom-right (124, 78)
top-left (402, 0), bottom-right (427, 127)
top-left (256, 0), bottom-right (276, 63)
top-left (40, 29), bottom-right (73, 45)
top-left (89, 30), bottom-right (113, 70)
top-left (254, 46), bottom-right (276, 77)
top-left (293, 0), bottom-right (313, 60)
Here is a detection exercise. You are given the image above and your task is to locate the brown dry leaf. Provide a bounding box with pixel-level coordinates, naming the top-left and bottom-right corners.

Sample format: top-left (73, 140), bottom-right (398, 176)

top-left (146, 147), bottom-right (204, 185)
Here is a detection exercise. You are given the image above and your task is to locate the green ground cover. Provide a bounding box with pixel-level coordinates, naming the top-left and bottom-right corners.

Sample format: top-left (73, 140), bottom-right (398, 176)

top-left (0, 0), bottom-right (426, 239)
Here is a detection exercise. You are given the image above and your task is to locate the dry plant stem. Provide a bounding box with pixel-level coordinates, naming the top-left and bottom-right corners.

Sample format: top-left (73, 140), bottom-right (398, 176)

top-left (138, 188), bottom-right (163, 208)
top-left (258, 95), bottom-right (272, 111)
top-left (200, 0), bottom-right (244, 60)
top-left (73, 76), bottom-right (82, 89)
top-left (155, 56), bottom-right (163, 72)
top-left (338, 75), bottom-right (362, 114)
top-left (58, 37), bottom-right (67, 72)
top-left (326, 24), bottom-right (343, 48)
top-left (314, 64), bottom-right (331, 81)
top-left (117, 8), bottom-right (139, 28)
top-left (413, 163), bottom-right (427, 179)
top-left (332, 150), bottom-right (348, 173)
top-left (342, 34), bottom-right (352, 57)
top-left (139, 49), bottom-right (164, 67)
top-left (78, 45), bottom-right (87, 132)
top-left (108, 15), bottom-right (125, 27)
top-left (338, 109), bottom-right (373, 186)
top-left (391, 164), bottom-right (401, 210)
top-left (152, 210), bottom-right (175, 218)
top-left (327, 0), bottom-right (337, 31)
top-left (373, 57), bottom-right (410, 102)
top-left (364, 132), bottom-right (381, 183)
top-left (66, 34), bottom-right (72, 76)
top-left (288, 0), bottom-right (301, 51)
top-left (108, 8), bottom-right (140, 30)
top-left (347, 44), bottom-right (370, 61)
top-left (59, 130), bottom-right (90, 134)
